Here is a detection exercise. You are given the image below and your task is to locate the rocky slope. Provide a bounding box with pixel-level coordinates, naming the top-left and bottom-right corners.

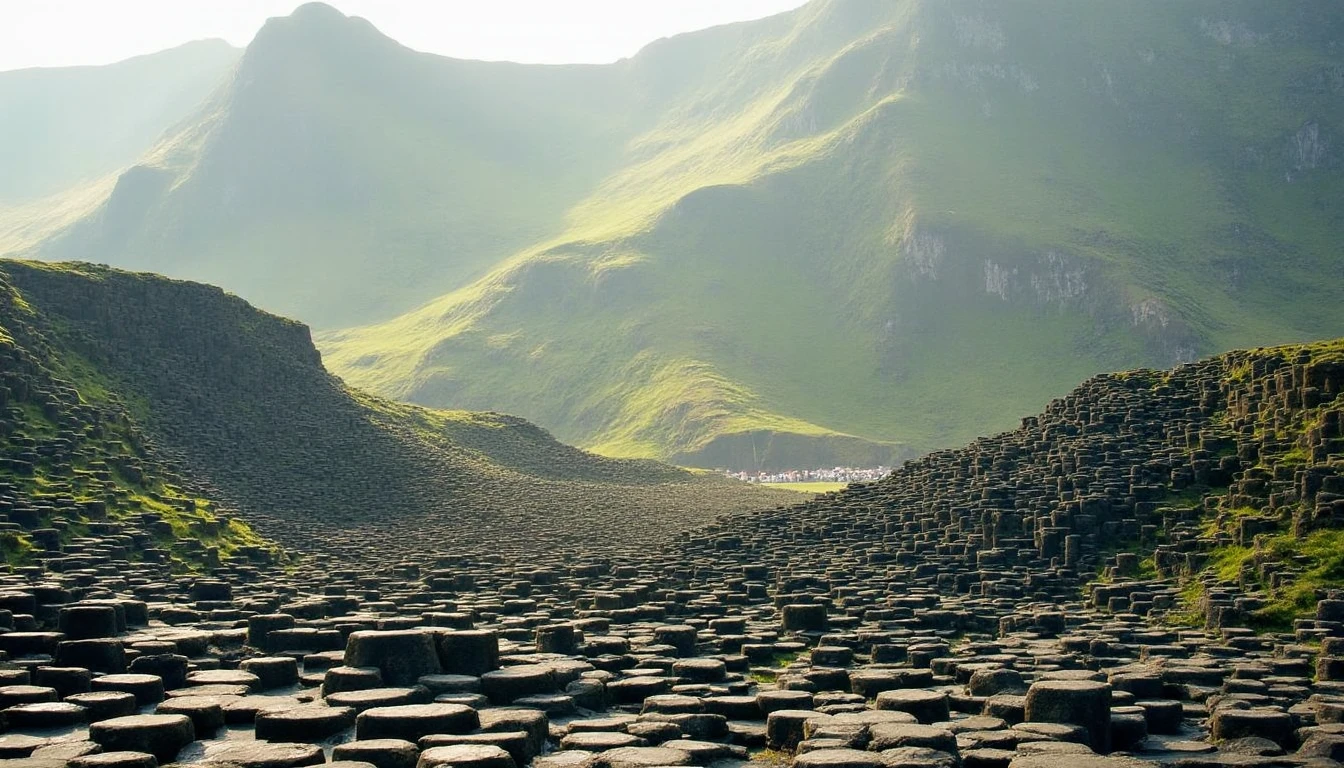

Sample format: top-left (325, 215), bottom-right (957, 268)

top-left (0, 264), bottom-right (274, 572)
top-left (675, 338), bottom-right (1344, 632)
top-left (0, 259), bottom-right (796, 563)
top-left (0, 331), bottom-right (1342, 765)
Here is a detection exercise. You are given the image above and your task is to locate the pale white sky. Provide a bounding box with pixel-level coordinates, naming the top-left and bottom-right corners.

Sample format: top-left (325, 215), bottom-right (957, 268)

top-left (0, 0), bottom-right (809, 72)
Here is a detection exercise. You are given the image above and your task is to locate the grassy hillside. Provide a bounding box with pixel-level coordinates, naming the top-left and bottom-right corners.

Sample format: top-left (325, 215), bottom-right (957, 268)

top-left (0, 40), bottom-right (240, 204)
top-left (7, 0), bottom-right (1343, 470)
top-left (322, 0), bottom-right (1344, 468)
top-left (0, 259), bottom-right (796, 555)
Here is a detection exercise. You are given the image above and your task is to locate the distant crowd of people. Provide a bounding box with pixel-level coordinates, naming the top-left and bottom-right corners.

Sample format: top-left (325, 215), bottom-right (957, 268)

top-left (723, 466), bottom-right (892, 484)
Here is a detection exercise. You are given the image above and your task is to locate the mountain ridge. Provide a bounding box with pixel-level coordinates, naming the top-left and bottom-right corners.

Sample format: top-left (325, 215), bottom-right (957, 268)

top-left (6, 0), bottom-right (1343, 470)
top-left (321, 0), bottom-right (1344, 467)
top-left (15, 1), bottom-right (651, 328)
top-left (0, 38), bottom-right (240, 204)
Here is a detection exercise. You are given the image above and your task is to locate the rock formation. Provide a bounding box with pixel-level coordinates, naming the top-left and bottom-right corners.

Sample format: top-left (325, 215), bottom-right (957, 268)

top-left (3, 259), bottom-right (1344, 767)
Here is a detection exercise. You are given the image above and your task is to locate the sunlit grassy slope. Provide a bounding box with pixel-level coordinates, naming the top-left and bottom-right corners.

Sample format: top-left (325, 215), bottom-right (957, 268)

top-left (7, 1), bottom-right (1343, 469)
top-left (322, 0), bottom-right (1344, 468)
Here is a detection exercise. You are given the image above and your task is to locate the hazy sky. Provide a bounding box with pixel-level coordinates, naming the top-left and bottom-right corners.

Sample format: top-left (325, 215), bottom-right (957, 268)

top-left (1, 0), bottom-right (809, 72)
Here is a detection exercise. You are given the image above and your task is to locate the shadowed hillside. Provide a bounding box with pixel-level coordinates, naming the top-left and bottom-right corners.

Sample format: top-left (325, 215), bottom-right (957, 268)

top-left (0, 260), bottom-right (797, 557)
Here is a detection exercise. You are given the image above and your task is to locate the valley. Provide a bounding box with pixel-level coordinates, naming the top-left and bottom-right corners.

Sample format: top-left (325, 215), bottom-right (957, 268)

top-left (0, 1), bottom-right (1343, 766)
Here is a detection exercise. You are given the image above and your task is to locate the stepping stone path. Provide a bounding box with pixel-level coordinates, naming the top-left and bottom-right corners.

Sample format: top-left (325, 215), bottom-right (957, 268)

top-left (3, 279), bottom-right (1344, 768)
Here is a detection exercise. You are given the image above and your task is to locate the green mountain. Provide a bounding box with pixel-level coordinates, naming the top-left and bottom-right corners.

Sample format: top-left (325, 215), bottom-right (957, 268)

top-left (0, 259), bottom-right (795, 562)
top-left (9, 2), bottom-right (643, 328)
top-left (9, 1), bottom-right (1344, 470)
top-left (0, 39), bottom-right (240, 204)
top-left (325, 0), bottom-right (1344, 468)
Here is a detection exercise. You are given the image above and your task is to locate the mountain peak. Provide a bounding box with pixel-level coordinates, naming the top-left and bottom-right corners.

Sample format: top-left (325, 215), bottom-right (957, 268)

top-left (248, 0), bottom-right (379, 51)
top-left (288, 1), bottom-right (348, 24)
top-left (237, 0), bottom-right (392, 83)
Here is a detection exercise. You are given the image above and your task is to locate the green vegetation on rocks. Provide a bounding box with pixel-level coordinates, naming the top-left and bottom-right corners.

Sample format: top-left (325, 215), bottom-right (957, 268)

top-left (1157, 340), bottom-right (1344, 631)
top-left (665, 334), bottom-right (1344, 634)
top-left (0, 263), bottom-right (275, 571)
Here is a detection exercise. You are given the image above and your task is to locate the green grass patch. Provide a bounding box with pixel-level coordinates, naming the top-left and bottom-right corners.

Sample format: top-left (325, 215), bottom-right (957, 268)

top-left (747, 670), bottom-right (777, 684)
top-left (1168, 581), bottom-right (1208, 628)
top-left (0, 531), bottom-right (34, 568)
top-left (747, 650), bottom-right (802, 683)
top-left (1187, 529), bottom-right (1344, 633)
